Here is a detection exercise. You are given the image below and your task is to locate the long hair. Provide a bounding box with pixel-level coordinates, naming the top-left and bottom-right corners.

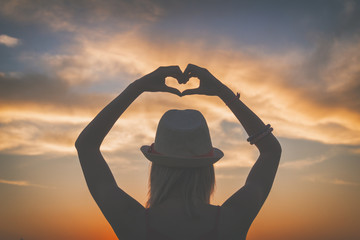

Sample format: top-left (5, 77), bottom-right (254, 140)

top-left (146, 163), bottom-right (215, 217)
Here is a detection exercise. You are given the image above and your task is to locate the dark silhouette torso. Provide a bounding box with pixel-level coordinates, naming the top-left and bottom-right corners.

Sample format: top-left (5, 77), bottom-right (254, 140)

top-left (143, 198), bottom-right (249, 240)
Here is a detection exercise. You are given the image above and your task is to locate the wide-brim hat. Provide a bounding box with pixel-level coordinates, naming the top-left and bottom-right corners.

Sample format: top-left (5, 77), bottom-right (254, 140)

top-left (140, 109), bottom-right (224, 168)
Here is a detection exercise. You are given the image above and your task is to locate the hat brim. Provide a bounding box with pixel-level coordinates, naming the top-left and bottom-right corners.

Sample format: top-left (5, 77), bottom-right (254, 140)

top-left (140, 145), bottom-right (224, 168)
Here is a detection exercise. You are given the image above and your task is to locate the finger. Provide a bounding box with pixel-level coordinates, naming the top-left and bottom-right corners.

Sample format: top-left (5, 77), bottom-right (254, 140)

top-left (163, 86), bottom-right (182, 96)
top-left (184, 63), bottom-right (203, 78)
top-left (187, 71), bottom-right (199, 79)
top-left (161, 66), bottom-right (186, 84)
top-left (182, 88), bottom-right (202, 96)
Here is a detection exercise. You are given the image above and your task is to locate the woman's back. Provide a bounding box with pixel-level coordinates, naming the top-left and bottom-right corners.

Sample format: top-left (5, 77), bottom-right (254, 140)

top-left (145, 198), bottom-right (248, 240)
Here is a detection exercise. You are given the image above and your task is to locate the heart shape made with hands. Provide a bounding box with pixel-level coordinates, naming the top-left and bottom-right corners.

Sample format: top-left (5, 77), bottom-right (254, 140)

top-left (165, 76), bottom-right (200, 93)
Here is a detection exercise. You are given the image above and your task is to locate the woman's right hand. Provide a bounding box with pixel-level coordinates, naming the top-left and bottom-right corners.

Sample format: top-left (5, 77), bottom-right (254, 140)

top-left (134, 66), bottom-right (186, 96)
top-left (181, 64), bottom-right (224, 96)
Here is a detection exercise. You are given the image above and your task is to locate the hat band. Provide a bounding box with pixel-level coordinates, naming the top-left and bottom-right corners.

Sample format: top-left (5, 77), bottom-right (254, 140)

top-left (148, 143), bottom-right (214, 157)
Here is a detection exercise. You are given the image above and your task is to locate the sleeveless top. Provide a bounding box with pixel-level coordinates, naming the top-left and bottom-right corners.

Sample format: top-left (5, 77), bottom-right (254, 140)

top-left (145, 206), bottom-right (221, 240)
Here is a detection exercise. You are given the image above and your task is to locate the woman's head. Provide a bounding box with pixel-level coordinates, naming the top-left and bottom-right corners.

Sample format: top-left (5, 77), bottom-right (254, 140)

top-left (142, 109), bottom-right (222, 215)
top-left (146, 163), bottom-right (215, 215)
top-left (140, 109), bottom-right (224, 167)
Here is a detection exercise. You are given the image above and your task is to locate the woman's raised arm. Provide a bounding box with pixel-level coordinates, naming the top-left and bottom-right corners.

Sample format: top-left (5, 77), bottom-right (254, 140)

top-left (74, 66), bottom-right (184, 237)
top-left (218, 82), bottom-right (281, 223)
top-left (182, 64), bottom-right (282, 227)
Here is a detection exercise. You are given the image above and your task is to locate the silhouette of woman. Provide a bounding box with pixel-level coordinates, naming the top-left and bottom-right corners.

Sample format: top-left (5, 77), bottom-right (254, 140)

top-left (75, 64), bottom-right (282, 240)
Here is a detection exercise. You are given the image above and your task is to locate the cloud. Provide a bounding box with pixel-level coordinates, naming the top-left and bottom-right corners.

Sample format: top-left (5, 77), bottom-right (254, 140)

top-left (330, 178), bottom-right (360, 186)
top-left (0, 118), bottom-right (78, 155)
top-left (280, 155), bottom-right (328, 169)
top-left (0, 34), bottom-right (20, 47)
top-left (0, 179), bottom-right (53, 188)
top-left (337, 0), bottom-right (360, 37)
top-left (1, 11), bottom-right (360, 163)
top-left (304, 176), bottom-right (360, 186)
top-left (0, 73), bottom-right (112, 155)
top-left (0, 0), bottom-right (164, 32)
top-left (2, 28), bottom-right (360, 161)
top-left (0, 95), bottom-right (180, 156)
top-left (295, 37), bottom-right (360, 113)
top-left (39, 44), bottom-right (148, 85)
top-left (0, 73), bottom-right (109, 112)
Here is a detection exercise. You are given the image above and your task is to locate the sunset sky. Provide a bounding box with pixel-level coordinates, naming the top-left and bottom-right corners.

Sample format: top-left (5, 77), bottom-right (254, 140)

top-left (1, 0), bottom-right (360, 239)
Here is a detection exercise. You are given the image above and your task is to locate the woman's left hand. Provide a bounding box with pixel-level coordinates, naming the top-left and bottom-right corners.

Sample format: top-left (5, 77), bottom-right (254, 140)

top-left (134, 66), bottom-right (186, 96)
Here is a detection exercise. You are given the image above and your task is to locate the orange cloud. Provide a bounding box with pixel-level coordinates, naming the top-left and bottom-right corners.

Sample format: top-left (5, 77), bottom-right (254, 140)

top-left (0, 179), bottom-right (52, 188)
top-left (0, 34), bottom-right (20, 47)
top-left (303, 175), bottom-right (360, 186)
top-left (280, 155), bottom-right (328, 169)
top-left (1, 27), bottom-right (360, 164)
